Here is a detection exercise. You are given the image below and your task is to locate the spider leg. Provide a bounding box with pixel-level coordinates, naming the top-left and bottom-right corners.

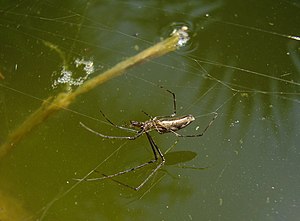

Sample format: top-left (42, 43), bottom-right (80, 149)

top-left (74, 132), bottom-right (165, 191)
top-left (139, 87), bottom-right (177, 121)
top-left (133, 132), bottom-right (165, 190)
top-left (79, 122), bottom-right (142, 140)
top-left (141, 110), bottom-right (153, 119)
top-left (73, 158), bottom-right (157, 182)
top-left (171, 112), bottom-right (218, 137)
top-left (165, 88), bottom-right (177, 117)
top-left (100, 110), bottom-right (137, 133)
top-left (153, 87), bottom-right (177, 119)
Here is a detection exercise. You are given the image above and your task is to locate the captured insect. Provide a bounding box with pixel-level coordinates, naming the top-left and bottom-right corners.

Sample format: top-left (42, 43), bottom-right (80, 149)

top-left (75, 89), bottom-right (218, 190)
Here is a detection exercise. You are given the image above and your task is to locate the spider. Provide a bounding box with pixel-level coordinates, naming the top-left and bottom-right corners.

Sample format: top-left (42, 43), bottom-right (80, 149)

top-left (76, 89), bottom-right (218, 190)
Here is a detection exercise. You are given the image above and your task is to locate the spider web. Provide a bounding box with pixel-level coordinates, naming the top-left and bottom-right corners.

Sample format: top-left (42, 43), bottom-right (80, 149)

top-left (0, 1), bottom-right (299, 221)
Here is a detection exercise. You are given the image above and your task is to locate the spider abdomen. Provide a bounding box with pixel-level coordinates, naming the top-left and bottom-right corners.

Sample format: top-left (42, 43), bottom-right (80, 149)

top-left (155, 114), bottom-right (195, 133)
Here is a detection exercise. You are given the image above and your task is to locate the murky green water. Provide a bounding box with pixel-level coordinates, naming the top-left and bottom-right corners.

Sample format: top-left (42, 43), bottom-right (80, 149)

top-left (0, 1), bottom-right (299, 220)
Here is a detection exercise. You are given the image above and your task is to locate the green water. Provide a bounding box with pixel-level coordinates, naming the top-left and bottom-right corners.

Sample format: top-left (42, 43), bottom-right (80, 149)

top-left (0, 1), bottom-right (299, 220)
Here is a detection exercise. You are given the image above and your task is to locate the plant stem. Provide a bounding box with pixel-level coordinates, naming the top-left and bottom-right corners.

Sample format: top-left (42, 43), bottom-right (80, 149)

top-left (0, 27), bottom-right (189, 159)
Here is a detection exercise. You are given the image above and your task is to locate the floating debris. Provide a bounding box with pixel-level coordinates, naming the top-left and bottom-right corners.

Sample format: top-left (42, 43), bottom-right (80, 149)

top-left (52, 58), bottom-right (95, 90)
top-left (171, 25), bottom-right (190, 47)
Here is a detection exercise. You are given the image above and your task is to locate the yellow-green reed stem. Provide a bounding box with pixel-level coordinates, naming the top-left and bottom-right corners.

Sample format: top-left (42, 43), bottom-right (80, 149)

top-left (0, 27), bottom-right (189, 159)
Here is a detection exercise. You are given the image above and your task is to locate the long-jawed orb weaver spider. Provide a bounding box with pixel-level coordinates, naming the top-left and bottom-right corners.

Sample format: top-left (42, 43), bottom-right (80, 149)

top-left (76, 89), bottom-right (218, 191)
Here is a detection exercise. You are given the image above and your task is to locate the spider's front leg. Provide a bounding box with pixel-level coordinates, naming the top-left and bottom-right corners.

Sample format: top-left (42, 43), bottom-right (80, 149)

top-left (79, 122), bottom-right (143, 140)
